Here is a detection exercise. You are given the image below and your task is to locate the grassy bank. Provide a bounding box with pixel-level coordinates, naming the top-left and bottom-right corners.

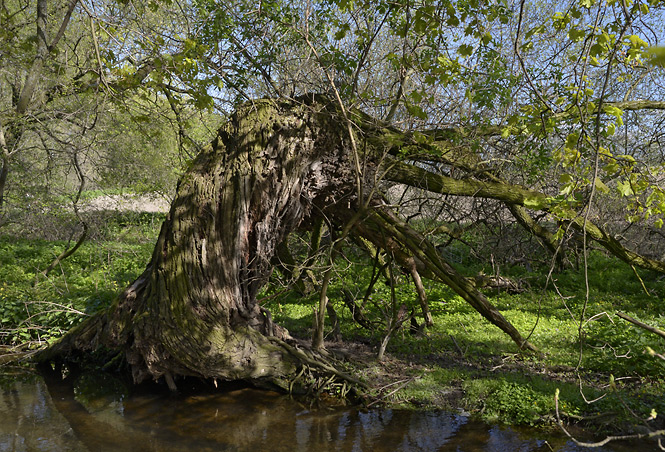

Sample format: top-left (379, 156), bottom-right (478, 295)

top-left (0, 213), bottom-right (162, 347)
top-left (263, 246), bottom-right (665, 432)
top-left (1, 214), bottom-right (664, 435)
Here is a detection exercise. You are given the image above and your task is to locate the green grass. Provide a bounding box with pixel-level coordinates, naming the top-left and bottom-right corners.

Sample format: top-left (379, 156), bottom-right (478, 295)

top-left (0, 225), bottom-right (158, 346)
top-left (263, 248), bottom-right (665, 428)
top-left (1, 215), bottom-right (664, 430)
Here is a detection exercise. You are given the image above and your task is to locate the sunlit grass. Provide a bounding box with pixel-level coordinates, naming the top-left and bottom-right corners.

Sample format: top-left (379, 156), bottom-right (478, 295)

top-left (0, 233), bottom-right (156, 346)
top-left (2, 218), bottom-right (663, 427)
top-left (262, 247), bottom-right (665, 426)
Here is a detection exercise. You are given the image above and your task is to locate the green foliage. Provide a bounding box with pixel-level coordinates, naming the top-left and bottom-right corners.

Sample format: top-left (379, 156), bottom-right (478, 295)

top-left (2, 0), bottom-right (663, 435)
top-left (467, 380), bottom-right (554, 425)
top-left (648, 46), bottom-right (665, 67)
top-left (0, 221), bottom-right (158, 346)
top-left (2, 209), bottom-right (663, 429)
top-left (263, 239), bottom-right (664, 427)
top-left (94, 114), bottom-right (181, 194)
top-left (266, 299), bottom-right (313, 334)
top-left (587, 314), bottom-right (665, 378)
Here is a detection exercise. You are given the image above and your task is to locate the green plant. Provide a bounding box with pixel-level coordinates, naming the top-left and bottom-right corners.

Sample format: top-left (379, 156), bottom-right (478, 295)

top-left (481, 380), bottom-right (553, 425)
top-left (0, 228), bottom-right (156, 347)
top-left (586, 314), bottom-right (665, 378)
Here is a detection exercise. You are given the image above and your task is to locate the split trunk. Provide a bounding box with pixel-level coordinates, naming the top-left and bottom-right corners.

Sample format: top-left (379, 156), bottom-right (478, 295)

top-left (39, 96), bottom-right (537, 390)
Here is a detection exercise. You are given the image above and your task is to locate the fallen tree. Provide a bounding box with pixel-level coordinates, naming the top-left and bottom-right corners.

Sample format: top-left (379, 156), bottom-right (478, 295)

top-left (38, 95), bottom-right (665, 394)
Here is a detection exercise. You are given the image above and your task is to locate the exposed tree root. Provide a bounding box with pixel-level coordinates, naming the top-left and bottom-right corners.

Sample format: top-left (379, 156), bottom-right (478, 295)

top-left (40, 95), bottom-right (633, 399)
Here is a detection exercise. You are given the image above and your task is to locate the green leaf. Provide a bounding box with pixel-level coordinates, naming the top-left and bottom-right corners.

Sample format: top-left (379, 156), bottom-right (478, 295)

top-left (559, 183), bottom-right (575, 196)
top-left (552, 12), bottom-right (570, 30)
top-left (413, 131), bottom-right (430, 144)
top-left (525, 25), bottom-right (546, 39)
top-left (594, 177), bottom-right (609, 194)
top-left (627, 34), bottom-right (649, 49)
top-left (603, 105), bottom-right (624, 125)
top-left (590, 43), bottom-right (604, 57)
top-left (524, 195), bottom-right (546, 209)
top-left (334, 24), bottom-right (350, 40)
top-left (565, 132), bottom-right (579, 150)
top-left (414, 13), bottom-right (428, 33)
top-left (568, 27), bottom-right (586, 42)
top-left (521, 41), bottom-right (534, 52)
top-left (597, 32), bottom-right (610, 45)
top-left (406, 103), bottom-right (428, 120)
top-left (603, 161), bottom-right (618, 174)
top-left (617, 180), bottom-right (633, 197)
top-left (458, 44), bottom-right (473, 57)
top-left (647, 47), bottom-right (665, 67)
top-left (559, 173), bottom-right (572, 184)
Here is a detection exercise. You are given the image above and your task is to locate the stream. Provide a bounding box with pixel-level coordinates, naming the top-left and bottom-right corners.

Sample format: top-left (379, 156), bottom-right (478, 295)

top-left (0, 369), bottom-right (653, 452)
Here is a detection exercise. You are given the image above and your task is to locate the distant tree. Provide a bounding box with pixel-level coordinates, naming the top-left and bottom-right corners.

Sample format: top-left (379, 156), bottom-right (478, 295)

top-left (0, 0), bottom-right (218, 243)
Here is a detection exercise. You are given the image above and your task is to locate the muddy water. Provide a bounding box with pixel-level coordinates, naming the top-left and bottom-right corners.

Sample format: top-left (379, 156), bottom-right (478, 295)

top-left (0, 370), bottom-right (649, 452)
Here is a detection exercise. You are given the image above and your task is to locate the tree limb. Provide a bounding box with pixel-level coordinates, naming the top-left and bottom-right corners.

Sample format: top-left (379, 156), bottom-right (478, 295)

top-left (383, 158), bottom-right (665, 275)
top-left (616, 312), bottom-right (665, 341)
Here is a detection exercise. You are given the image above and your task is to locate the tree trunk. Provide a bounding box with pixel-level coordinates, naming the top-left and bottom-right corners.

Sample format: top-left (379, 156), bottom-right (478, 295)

top-left (0, 149), bottom-right (8, 219)
top-left (38, 95), bottom-right (539, 390)
top-left (0, 125), bottom-right (12, 221)
top-left (40, 96), bottom-right (358, 389)
top-left (405, 257), bottom-right (434, 328)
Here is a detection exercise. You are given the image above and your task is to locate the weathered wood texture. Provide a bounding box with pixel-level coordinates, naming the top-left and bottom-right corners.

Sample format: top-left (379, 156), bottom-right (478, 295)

top-left (41, 97), bottom-right (357, 386)
top-left (44, 95), bottom-right (665, 387)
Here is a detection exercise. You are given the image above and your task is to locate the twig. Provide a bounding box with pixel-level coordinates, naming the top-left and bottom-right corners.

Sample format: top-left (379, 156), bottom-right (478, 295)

top-left (555, 389), bottom-right (665, 448)
top-left (617, 312), bottom-right (665, 341)
top-left (366, 377), bottom-right (415, 408)
top-left (630, 265), bottom-right (651, 296)
top-left (450, 334), bottom-right (465, 356)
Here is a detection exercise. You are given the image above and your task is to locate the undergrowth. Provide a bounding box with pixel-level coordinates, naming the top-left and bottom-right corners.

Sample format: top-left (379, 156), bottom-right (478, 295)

top-left (1, 213), bottom-right (664, 432)
top-left (264, 246), bottom-right (665, 429)
top-left (0, 216), bottom-right (159, 346)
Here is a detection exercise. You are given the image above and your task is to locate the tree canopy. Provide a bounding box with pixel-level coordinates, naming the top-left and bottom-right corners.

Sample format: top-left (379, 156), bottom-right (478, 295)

top-left (4, 0), bottom-right (665, 230)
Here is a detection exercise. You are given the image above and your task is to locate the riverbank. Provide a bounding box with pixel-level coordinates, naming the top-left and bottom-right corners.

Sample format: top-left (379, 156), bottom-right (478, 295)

top-left (302, 334), bottom-right (664, 439)
top-left (1, 215), bottom-right (664, 444)
top-left (263, 262), bottom-right (665, 440)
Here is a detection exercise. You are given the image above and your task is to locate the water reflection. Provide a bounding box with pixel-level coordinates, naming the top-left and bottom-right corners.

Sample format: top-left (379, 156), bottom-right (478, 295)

top-left (1, 375), bottom-right (85, 451)
top-left (0, 369), bottom-right (648, 452)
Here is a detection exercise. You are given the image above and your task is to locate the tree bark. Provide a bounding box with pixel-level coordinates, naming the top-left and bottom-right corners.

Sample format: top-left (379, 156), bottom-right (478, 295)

top-left (39, 95), bottom-right (541, 390)
top-left (506, 203), bottom-right (566, 270)
top-left (40, 96), bottom-right (359, 389)
top-left (404, 257), bottom-right (434, 328)
top-left (616, 312), bottom-right (665, 341)
top-left (0, 140), bottom-right (9, 218)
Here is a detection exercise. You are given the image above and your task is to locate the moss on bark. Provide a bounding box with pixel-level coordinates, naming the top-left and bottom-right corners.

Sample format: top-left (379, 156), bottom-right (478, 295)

top-left (42, 94), bottom-right (665, 394)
